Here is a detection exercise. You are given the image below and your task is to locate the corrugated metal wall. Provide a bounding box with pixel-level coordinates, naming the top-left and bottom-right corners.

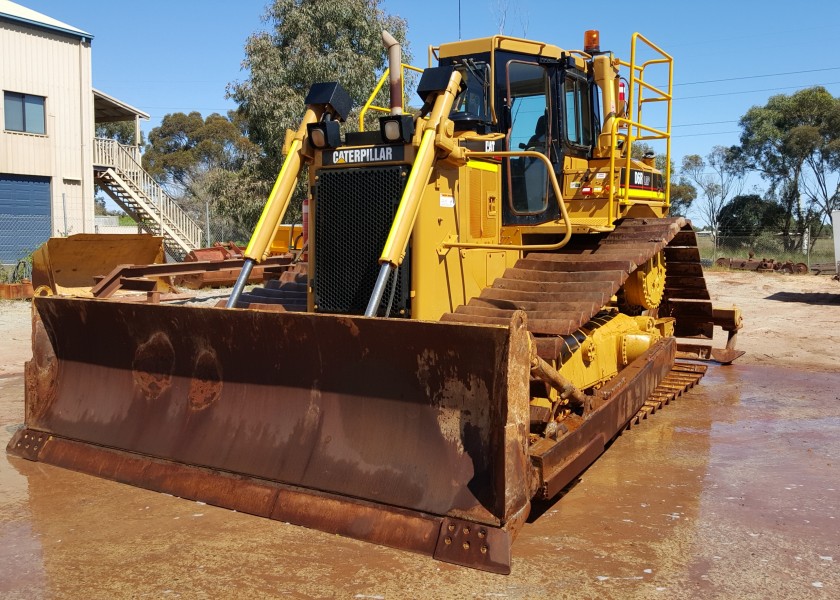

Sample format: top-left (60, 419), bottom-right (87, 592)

top-left (0, 18), bottom-right (93, 236)
top-left (0, 174), bottom-right (51, 264)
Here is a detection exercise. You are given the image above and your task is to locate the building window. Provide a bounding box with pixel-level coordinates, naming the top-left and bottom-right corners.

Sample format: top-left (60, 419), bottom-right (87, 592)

top-left (4, 91), bottom-right (46, 134)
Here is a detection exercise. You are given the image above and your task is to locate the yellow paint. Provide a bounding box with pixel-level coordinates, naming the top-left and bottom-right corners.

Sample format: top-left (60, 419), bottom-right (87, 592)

top-left (269, 224), bottom-right (304, 254)
top-left (245, 105), bottom-right (322, 262)
top-left (555, 313), bottom-right (661, 392)
top-left (623, 252), bottom-right (666, 309)
top-left (380, 70), bottom-right (463, 266)
top-left (410, 162), bottom-right (519, 321)
top-left (466, 159), bottom-right (499, 173)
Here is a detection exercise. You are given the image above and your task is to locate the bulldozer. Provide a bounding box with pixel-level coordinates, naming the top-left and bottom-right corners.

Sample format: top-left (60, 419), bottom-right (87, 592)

top-left (8, 30), bottom-right (741, 573)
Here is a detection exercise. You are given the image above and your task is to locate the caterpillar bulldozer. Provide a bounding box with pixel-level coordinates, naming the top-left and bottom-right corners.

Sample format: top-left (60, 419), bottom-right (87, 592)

top-left (8, 30), bottom-right (742, 573)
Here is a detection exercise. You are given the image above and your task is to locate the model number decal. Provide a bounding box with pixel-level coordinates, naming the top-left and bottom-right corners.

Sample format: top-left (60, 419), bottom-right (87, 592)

top-left (619, 168), bottom-right (663, 191)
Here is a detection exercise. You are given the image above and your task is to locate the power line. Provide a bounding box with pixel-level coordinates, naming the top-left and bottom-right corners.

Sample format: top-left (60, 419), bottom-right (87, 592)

top-left (675, 66), bottom-right (840, 86)
top-left (672, 130), bottom-right (740, 138)
top-left (144, 107), bottom-right (232, 111)
top-left (672, 119), bottom-right (738, 128)
top-left (679, 81), bottom-right (840, 100)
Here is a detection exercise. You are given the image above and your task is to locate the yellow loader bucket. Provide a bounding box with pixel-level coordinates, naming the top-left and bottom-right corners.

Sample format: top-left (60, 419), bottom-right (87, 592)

top-left (30, 233), bottom-right (166, 296)
top-left (10, 297), bottom-right (532, 573)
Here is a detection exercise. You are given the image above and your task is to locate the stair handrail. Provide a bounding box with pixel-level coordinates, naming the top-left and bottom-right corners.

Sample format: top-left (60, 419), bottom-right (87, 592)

top-left (93, 137), bottom-right (203, 249)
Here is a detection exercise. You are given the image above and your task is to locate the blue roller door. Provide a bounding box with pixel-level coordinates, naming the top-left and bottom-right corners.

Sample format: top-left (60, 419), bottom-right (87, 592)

top-left (0, 174), bottom-right (51, 265)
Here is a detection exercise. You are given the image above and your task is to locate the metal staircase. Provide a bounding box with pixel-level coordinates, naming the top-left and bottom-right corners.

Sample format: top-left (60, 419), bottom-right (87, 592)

top-left (93, 138), bottom-right (202, 260)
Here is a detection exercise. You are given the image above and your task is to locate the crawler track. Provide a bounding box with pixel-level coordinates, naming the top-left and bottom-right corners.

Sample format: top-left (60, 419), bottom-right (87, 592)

top-left (237, 269), bottom-right (308, 310)
top-left (440, 217), bottom-right (715, 499)
top-left (628, 361), bottom-right (707, 428)
top-left (441, 217), bottom-right (714, 358)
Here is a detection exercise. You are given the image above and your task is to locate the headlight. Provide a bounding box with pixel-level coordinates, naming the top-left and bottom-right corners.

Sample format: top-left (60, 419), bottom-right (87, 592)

top-left (307, 121), bottom-right (341, 149)
top-left (379, 115), bottom-right (414, 144)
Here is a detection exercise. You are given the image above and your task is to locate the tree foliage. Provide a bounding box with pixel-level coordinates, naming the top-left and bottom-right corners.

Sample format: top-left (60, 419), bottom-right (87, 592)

top-left (669, 176), bottom-right (697, 218)
top-left (143, 111), bottom-right (258, 233)
top-left (734, 86), bottom-right (840, 249)
top-left (226, 0), bottom-right (410, 225)
top-left (717, 193), bottom-right (785, 240)
top-left (144, 112), bottom-right (255, 192)
top-left (229, 0), bottom-right (409, 155)
top-left (681, 146), bottom-right (744, 237)
top-left (96, 121), bottom-right (142, 146)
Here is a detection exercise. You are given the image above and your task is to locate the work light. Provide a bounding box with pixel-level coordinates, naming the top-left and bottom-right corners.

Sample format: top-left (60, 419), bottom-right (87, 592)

top-left (379, 115), bottom-right (414, 144)
top-left (307, 120), bottom-right (341, 149)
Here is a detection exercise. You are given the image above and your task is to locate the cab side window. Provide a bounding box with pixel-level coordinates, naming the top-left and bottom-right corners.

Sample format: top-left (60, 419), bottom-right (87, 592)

top-left (563, 74), bottom-right (593, 149)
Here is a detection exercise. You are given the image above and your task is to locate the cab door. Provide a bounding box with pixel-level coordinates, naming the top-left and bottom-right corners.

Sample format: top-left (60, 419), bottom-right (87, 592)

top-left (501, 60), bottom-right (559, 226)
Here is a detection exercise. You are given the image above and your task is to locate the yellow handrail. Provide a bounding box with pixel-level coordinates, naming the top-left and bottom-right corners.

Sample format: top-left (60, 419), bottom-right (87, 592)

top-left (608, 117), bottom-right (670, 220)
top-left (358, 63), bottom-right (424, 131)
top-left (442, 150), bottom-right (572, 252)
top-left (607, 32), bottom-right (673, 224)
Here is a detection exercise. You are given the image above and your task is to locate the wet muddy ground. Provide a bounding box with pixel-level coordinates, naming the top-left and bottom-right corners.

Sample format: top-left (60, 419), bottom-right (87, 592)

top-left (1, 272), bottom-right (838, 598)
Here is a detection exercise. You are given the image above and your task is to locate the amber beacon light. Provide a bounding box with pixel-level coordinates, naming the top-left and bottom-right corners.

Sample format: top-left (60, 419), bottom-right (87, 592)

top-left (584, 29), bottom-right (600, 53)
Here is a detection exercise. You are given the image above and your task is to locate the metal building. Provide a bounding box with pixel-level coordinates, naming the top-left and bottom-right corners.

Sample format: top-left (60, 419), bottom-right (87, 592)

top-left (0, 1), bottom-right (201, 265)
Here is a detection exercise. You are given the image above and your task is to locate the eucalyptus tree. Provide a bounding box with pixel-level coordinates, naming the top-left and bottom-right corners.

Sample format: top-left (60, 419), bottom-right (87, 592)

top-left (681, 146), bottom-right (744, 254)
top-left (735, 86), bottom-right (840, 248)
top-left (226, 0), bottom-right (410, 225)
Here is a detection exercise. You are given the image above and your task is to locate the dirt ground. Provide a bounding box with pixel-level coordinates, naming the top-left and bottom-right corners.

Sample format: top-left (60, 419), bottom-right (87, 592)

top-left (0, 271), bottom-right (838, 599)
top-left (703, 270), bottom-right (840, 372)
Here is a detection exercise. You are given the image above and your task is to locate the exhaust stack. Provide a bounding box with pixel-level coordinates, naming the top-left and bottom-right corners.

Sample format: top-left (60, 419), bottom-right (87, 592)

top-left (382, 30), bottom-right (402, 115)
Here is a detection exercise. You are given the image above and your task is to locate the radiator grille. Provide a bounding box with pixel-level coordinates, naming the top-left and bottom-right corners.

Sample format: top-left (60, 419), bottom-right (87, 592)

top-left (313, 165), bottom-right (411, 316)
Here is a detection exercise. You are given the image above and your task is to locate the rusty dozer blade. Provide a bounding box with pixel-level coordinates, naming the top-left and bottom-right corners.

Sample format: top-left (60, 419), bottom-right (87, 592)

top-left (9, 297), bottom-right (533, 574)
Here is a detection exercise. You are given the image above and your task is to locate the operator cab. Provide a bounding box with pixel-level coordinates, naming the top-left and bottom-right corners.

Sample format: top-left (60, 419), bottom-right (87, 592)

top-left (442, 44), bottom-right (600, 227)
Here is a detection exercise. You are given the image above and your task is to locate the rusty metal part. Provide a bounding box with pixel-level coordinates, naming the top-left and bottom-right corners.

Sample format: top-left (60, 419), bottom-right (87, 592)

top-left (710, 346), bottom-right (745, 365)
top-left (382, 31), bottom-right (403, 115)
top-left (90, 255), bottom-right (293, 298)
top-left (717, 256), bottom-right (810, 275)
top-left (443, 217), bottom-right (722, 352)
top-left (9, 298), bottom-right (532, 573)
top-left (529, 337), bottom-right (678, 500)
top-left (174, 266), bottom-right (270, 290)
top-left (30, 233), bottom-right (167, 297)
top-left (185, 241), bottom-right (245, 262)
top-left (626, 361), bottom-right (707, 426)
top-left (173, 243), bottom-right (268, 290)
top-left (433, 517), bottom-right (512, 573)
top-left (442, 217), bottom-right (659, 336)
top-left (0, 281), bottom-right (34, 300)
top-left (236, 264), bottom-right (308, 311)
top-left (709, 306), bottom-right (745, 363)
top-left (810, 262), bottom-right (837, 275)
top-left (676, 306), bottom-right (744, 364)
top-left (676, 343), bottom-right (744, 365)
top-left (528, 336), bottom-right (589, 412)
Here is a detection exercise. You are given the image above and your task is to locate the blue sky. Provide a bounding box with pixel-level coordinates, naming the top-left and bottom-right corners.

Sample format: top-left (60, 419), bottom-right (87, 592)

top-left (18, 0), bottom-right (840, 190)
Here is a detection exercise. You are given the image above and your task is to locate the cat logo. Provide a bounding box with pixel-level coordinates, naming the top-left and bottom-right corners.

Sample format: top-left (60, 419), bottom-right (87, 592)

top-left (323, 145), bottom-right (404, 165)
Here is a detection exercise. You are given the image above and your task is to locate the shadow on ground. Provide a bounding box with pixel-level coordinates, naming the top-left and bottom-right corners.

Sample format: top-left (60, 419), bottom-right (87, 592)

top-left (764, 291), bottom-right (840, 305)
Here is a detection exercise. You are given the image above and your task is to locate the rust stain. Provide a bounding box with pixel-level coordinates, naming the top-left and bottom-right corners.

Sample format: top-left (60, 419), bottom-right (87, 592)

top-left (131, 331), bottom-right (175, 401)
top-left (337, 317), bottom-right (361, 338)
top-left (26, 316), bottom-right (58, 423)
top-left (188, 347), bottom-right (223, 411)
